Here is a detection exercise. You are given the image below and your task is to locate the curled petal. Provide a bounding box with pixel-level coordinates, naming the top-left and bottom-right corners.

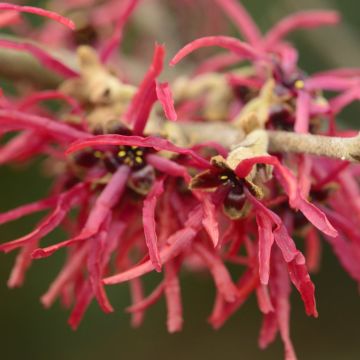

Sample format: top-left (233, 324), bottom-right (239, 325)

top-left (0, 3), bottom-right (75, 29)
top-left (0, 39), bottom-right (78, 78)
top-left (329, 87), bottom-right (360, 115)
top-left (19, 90), bottom-right (83, 114)
top-left (100, 0), bottom-right (139, 62)
top-left (214, 0), bottom-right (262, 46)
top-left (265, 10), bottom-right (340, 49)
top-left (170, 36), bottom-right (264, 66)
top-left (0, 109), bottom-right (88, 141)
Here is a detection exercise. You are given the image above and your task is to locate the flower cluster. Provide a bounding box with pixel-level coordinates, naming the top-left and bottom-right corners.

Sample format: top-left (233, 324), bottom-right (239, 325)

top-left (0, 1), bottom-right (360, 359)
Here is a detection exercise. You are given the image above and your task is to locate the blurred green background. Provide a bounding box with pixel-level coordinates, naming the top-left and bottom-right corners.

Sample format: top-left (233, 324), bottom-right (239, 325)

top-left (0, 0), bottom-right (359, 359)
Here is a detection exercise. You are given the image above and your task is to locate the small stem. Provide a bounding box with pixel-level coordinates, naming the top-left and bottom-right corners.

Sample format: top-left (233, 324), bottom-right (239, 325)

top-left (267, 130), bottom-right (360, 162)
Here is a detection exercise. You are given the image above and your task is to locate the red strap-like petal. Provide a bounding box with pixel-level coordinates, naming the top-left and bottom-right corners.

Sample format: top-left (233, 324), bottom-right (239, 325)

top-left (0, 39), bottom-right (78, 77)
top-left (170, 36), bottom-right (264, 66)
top-left (214, 0), bottom-right (262, 46)
top-left (125, 44), bottom-right (165, 135)
top-left (156, 82), bottom-right (177, 121)
top-left (264, 10), bottom-right (340, 49)
top-left (66, 134), bottom-right (210, 169)
top-left (142, 178), bottom-right (165, 272)
top-left (0, 3), bottom-right (75, 29)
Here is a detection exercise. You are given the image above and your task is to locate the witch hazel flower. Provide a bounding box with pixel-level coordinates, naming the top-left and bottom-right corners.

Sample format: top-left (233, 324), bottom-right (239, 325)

top-left (0, 1), bottom-right (360, 359)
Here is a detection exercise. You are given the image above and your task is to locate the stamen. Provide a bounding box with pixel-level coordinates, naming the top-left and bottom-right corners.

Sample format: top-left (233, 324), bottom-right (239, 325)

top-left (294, 79), bottom-right (305, 89)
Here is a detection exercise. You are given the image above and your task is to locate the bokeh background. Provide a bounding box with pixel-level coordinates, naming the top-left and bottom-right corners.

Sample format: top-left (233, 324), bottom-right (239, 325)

top-left (0, 0), bottom-right (359, 359)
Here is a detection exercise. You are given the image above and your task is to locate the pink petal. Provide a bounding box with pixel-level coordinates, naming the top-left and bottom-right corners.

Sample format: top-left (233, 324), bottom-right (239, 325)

top-left (194, 243), bottom-right (237, 302)
top-left (256, 212), bottom-right (275, 285)
top-left (103, 227), bottom-right (197, 285)
top-left (7, 240), bottom-right (38, 288)
top-left (125, 44), bottom-right (165, 135)
top-left (271, 254), bottom-right (298, 360)
top-left (146, 154), bottom-right (191, 182)
top-left (142, 178), bottom-right (165, 272)
top-left (170, 36), bottom-right (264, 66)
top-left (264, 10), bottom-right (340, 49)
top-left (128, 277), bottom-right (145, 327)
top-left (41, 244), bottom-right (89, 308)
top-left (19, 90), bottom-right (83, 115)
top-left (329, 87), bottom-right (360, 114)
top-left (0, 3), bottom-right (75, 29)
top-left (294, 90), bottom-right (310, 133)
top-left (214, 0), bottom-right (262, 46)
top-left (66, 134), bottom-right (210, 169)
top-left (0, 39), bottom-right (78, 78)
top-left (194, 52), bottom-right (240, 75)
top-left (0, 11), bottom-right (20, 28)
top-left (0, 109), bottom-right (88, 141)
top-left (126, 281), bottom-right (165, 313)
top-left (32, 166), bottom-right (130, 258)
top-left (304, 227), bottom-right (321, 273)
top-left (236, 156), bottom-right (338, 237)
top-left (0, 195), bottom-right (56, 225)
top-left (0, 131), bottom-right (46, 164)
top-left (0, 183), bottom-right (87, 253)
top-left (248, 192), bottom-right (317, 318)
top-left (68, 281), bottom-right (93, 330)
top-left (287, 253), bottom-right (318, 317)
top-left (199, 195), bottom-right (220, 247)
top-left (305, 75), bottom-right (359, 91)
top-left (156, 82), bottom-right (177, 121)
top-left (100, 0), bottom-right (139, 62)
top-left (256, 285), bottom-right (274, 314)
top-left (209, 269), bottom-right (259, 329)
top-left (164, 261), bottom-right (183, 333)
top-left (258, 312), bottom-right (278, 349)
top-left (87, 224), bottom-right (114, 314)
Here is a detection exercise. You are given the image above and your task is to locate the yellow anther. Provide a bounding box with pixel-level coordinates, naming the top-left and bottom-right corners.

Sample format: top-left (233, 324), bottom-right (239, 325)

top-left (124, 158), bottom-right (132, 165)
top-left (131, 146), bottom-right (138, 149)
top-left (94, 151), bottom-right (103, 158)
top-left (220, 175), bottom-right (228, 180)
top-left (135, 150), bottom-right (143, 156)
top-left (135, 156), bottom-right (143, 164)
top-left (118, 150), bottom-right (127, 157)
top-left (294, 80), bottom-right (305, 89)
